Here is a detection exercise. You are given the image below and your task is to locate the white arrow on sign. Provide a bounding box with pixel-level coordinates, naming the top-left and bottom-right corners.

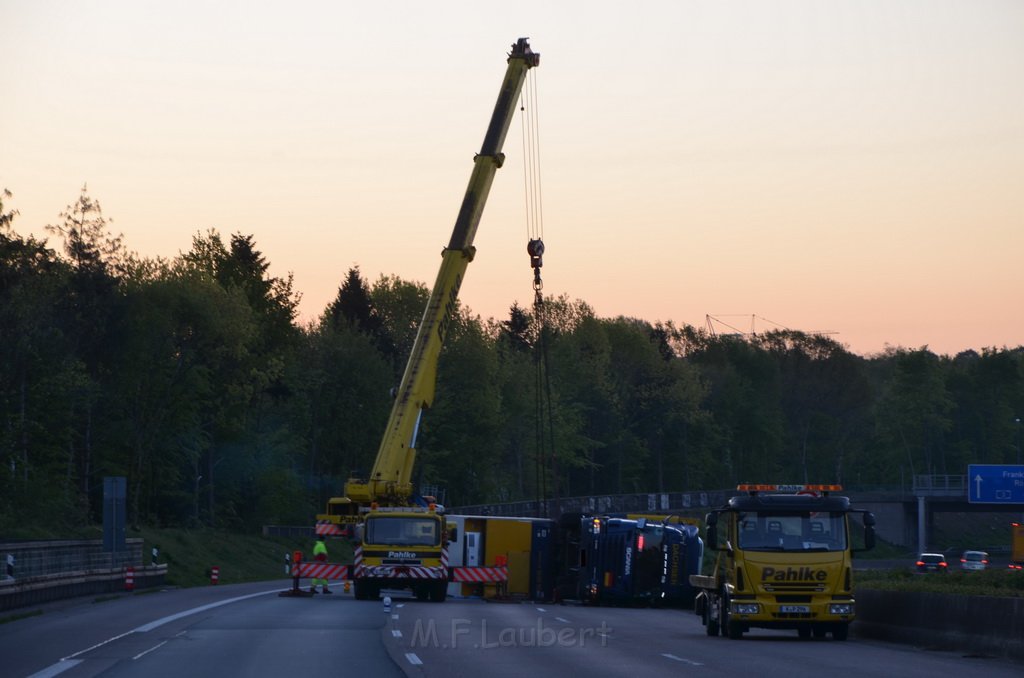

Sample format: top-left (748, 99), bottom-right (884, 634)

top-left (974, 474), bottom-right (983, 498)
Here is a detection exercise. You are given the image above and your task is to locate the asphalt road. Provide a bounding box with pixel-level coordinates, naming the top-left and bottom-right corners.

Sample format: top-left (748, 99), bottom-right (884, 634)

top-left (3, 582), bottom-right (1021, 678)
top-left (387, 596), bottom-right (1022, 678)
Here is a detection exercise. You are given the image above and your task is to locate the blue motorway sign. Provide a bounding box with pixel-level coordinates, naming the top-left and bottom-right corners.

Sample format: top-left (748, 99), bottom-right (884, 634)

top-left (967, 464), bottom-right (1024, 504)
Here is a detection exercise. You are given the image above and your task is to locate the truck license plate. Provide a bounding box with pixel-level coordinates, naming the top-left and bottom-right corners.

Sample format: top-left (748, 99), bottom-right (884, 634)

top-left (780, 605), bottom-right (809, 613)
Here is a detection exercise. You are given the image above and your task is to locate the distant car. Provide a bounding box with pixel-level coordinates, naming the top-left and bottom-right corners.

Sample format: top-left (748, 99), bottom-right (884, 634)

top-left (916, 553), bottom-right (948, 573)
top-left (959, 550), bottom-right (988, 571)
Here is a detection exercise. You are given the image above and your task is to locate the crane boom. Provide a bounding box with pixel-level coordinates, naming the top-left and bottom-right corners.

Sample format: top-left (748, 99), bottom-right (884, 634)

top-left (344, 38), bottom-right (540, 507)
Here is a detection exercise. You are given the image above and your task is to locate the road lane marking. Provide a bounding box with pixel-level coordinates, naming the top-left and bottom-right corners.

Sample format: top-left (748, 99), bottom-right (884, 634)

top-left (536, 607), bottom-right (546, 612)
top-left (134, 589), bottom-right (279, 632)
top-left (133, 640), bottom-right (168, 660)
top-left (61, 629), bottom-right (137, 660)
top-left (34, 588), bottom-right (280, 678)
top-left (555, 617), bottom-right (570, 623)
top-left (662, 653), bottom-right (703, 666)
top-left (392, 630), bottom-right (403, 638)
top-left (392, 614), bottom-right (400, 619)
top-left (27, 659), bottom-right (82, 678)
top-left (405, 653), bottom-right (423, 666)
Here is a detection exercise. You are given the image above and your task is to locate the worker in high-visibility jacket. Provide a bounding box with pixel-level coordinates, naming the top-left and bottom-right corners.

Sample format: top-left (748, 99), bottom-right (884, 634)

top-left (311, 534), bottom-right (332, 594)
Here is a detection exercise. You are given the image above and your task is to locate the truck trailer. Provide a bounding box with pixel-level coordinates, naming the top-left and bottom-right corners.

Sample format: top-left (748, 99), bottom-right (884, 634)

top-left (558, 513), bottom-right (703, 607)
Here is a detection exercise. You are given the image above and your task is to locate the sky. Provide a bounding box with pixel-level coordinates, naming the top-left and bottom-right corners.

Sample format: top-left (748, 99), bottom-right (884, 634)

top-left (2, 1), bottom-right (1022, 357)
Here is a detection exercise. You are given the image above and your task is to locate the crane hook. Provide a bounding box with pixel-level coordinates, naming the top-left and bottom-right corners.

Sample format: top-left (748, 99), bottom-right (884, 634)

top-left (528, 238), bottom-right (544, 294)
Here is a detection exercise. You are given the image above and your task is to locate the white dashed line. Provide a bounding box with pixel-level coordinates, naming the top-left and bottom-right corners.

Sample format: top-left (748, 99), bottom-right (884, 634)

top-left (555, 617), bottom-right (570, 624)
top-left (132, 640), bottom-right (167, 660)
top-left (33, 588), bottom-right (280, 678)
top-left (392, 630), bottom-right (403, 638)
top-left (536, 607), bottom-right (546, 612)
top-left (405, 653), bottom-right (423, 666)
top-left (662, 653), bottom-right (703, 666)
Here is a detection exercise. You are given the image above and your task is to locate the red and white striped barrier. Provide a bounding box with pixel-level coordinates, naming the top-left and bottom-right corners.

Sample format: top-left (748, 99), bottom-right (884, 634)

top-left (210, 566), bottom-right (219, 585)
top-left (450, 566), bottom-right (508, 583)
top-left (124, 566), bottom-right (135, 591)
top-left (295, 562), bottom-right (350, 580)
top-left (315, 521), bottom-right (346, 536)
top-left (353, 545), bottom-right (363, 577)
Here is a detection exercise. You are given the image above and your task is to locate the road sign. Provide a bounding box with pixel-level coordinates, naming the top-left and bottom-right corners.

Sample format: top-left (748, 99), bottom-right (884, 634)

top-left (967, 464), bottom-right (1024, 504)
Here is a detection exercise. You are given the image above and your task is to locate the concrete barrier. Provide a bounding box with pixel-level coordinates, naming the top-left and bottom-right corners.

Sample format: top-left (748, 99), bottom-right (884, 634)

top-left (855, 589), bottom-right (1024, 661)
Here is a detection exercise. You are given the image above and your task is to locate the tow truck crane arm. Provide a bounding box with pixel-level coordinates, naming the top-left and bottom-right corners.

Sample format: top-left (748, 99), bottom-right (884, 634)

top-left (344, 39), bottom-right (540, 506)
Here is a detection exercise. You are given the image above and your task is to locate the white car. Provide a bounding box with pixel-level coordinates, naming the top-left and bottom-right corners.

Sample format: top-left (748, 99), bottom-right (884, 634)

top-left (960, 550), bottom-right (988, 571)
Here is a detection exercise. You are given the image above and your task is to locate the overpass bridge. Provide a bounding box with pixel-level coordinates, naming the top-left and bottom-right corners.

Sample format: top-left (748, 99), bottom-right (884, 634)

top-left (451, 475), bottom-right (1024, 555)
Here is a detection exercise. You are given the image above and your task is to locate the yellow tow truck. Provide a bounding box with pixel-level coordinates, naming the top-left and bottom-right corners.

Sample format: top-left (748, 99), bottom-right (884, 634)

top-left (691, 484), bottom-right (876, 640)
top-left (315, 38), bottom-right (540, 602)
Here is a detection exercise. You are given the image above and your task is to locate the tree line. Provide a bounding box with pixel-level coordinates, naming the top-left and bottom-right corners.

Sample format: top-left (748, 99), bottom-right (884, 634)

top-left (2, 187), bottom-right (1022, 534)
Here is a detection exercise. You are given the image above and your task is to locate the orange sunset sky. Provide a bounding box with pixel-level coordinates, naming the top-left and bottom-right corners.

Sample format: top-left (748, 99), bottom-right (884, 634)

top-left (2, 1), bottom-right (1022, 357)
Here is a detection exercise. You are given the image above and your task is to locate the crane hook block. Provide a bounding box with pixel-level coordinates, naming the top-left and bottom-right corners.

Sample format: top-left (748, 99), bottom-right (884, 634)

top-left (527, 238), bottom-right (545, 269)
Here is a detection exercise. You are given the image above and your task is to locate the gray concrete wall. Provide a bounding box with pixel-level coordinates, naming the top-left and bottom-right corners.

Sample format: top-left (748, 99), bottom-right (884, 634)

top-left (855, 589), bottom-right (1024, 661)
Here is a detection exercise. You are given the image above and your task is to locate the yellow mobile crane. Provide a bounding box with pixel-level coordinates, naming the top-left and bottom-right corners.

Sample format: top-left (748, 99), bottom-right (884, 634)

top-left (316, 38), bottom-right (540, 602)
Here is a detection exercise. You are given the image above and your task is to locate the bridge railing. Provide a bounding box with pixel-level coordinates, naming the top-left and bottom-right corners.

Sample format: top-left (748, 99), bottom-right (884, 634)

top-left (912, 475), bottom-right (967, 496)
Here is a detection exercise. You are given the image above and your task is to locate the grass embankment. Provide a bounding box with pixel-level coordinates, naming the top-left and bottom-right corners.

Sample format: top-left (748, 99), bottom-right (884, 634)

top-left (128, 526), bottom-right (355, 588)
top-left (856, 567), bottom-right (1024, 598)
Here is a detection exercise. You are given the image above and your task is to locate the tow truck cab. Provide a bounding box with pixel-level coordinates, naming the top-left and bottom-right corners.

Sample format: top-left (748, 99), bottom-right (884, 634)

top-left (693, 484), bottom-right (876, 640)
top-left (354, 505), bottom-right (448, 602)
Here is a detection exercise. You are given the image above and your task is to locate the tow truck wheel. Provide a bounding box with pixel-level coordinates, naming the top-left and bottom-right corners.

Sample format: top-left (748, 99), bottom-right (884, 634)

top-left (429, 581), bottom-right (447, 602)
top-left (812, 624), bottom-right (827, 639)
top-left (353, 580), bottom-right (367, 601)
top-left (798, 625), bottom-right (811, 640)
top-left (415, 586), bottom-right (429, 602)
top-left (716, 594), bottom-right (733, 639)
top-left (705, 599), bottom-right (720, 636)
top-left (832, 623), bottom-right (849, 641)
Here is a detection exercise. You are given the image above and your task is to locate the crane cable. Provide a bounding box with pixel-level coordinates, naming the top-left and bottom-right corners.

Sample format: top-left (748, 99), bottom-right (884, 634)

top-left (520, 69), bottom-right (558, 515)
top-left (521, 67), bottom-right (545, 299)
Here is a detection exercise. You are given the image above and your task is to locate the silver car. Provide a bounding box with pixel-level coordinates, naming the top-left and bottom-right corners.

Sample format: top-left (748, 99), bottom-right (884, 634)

top-left (960, 550), bottom-right (989, 571)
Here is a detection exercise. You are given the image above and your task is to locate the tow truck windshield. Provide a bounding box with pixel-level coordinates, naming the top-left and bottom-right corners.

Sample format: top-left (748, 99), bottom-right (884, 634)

top-left (736, 511), bottom-right (847, 552)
